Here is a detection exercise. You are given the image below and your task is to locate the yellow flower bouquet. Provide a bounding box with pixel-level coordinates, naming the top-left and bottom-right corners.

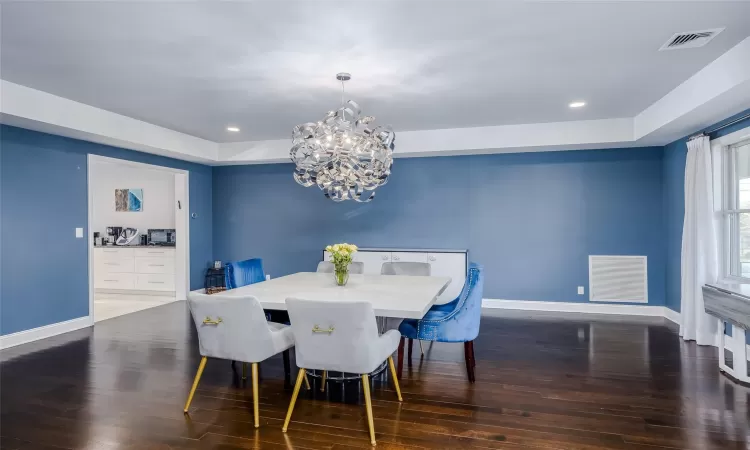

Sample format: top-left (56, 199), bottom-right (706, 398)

top-left (325, 243), bottom-right (358, 286)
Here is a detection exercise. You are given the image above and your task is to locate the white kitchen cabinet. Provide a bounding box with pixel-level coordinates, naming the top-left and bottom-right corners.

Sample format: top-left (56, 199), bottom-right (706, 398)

top-left (97, 247), bottom-right (134, 259)
top-left (95, 272), bottom-right (136, 290)
top-left (95, 246), bottom-right (176, 294)
top-left (136, 273), bottom-right (175, 291)
top-left (321, 248), bottom-right (467, 304)
top-left (97, 258), bottom-right (135, 273)
top-left (135, 256), bottom-right (175, 275)
top-left (135, 248), bottom-right (173, 258)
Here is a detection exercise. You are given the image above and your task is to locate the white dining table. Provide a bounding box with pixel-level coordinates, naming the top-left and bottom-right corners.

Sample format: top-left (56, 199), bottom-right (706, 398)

top-left (191, 272), bottom-right (452, 320)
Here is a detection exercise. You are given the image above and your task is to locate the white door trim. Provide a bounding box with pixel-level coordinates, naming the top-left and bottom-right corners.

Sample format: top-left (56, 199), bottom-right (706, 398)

top-left (174, 172), bottom-right (189, 300)
top-left (87, 154), bottom-right (95, 322)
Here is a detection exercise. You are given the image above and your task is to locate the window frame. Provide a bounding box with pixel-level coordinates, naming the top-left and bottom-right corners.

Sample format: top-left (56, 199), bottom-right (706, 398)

top-left (715, 128), bottom-right (750, 284)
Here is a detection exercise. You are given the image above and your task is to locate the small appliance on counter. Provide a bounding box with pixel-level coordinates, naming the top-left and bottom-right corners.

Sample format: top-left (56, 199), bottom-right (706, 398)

top-left (148, 229), bottom-right (176, 246)
top-left (105, 226), bottom-right (122, 245)
top-left (115, 228), bottom-right (139, 245)
top-left (140, 234), bottom-right (148, 246)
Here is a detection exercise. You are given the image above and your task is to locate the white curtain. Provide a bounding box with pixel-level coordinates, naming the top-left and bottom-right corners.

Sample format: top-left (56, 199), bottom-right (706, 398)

top-left (680, 135), bottom-right (719, 346)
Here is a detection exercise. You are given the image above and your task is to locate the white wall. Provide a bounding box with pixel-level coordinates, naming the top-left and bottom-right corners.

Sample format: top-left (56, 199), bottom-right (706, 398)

top-left (91, 160), bottom-right (175, 236)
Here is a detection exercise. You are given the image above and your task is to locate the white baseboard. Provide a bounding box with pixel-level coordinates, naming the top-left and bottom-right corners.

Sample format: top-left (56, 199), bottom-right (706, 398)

top-left (0, 316), bottom-right (93, 349)
top-left (662, 307), bottom-right (681, 325)
top-left (482, 299), bottom-right (681, 324)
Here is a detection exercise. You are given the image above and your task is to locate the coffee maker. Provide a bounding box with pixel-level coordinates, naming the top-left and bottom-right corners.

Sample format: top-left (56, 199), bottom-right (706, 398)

top-left (105, 226), bottom-right (122, 245)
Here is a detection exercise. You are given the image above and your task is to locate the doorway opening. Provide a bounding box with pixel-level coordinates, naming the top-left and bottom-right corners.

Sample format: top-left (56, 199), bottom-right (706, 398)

top-left (87, 155), bottom-right (190, 322)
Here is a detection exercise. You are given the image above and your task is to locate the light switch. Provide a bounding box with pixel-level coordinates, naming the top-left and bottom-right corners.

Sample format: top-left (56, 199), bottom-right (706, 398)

top-left (577, 286), bottom-right (585, 295)
top-left (75, 227), bottom-right (84, 238)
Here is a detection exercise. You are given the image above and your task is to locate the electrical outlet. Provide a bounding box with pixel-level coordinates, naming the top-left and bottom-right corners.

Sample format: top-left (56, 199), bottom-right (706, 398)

top-left (75, 227), bottom-right (84, 238)
top-left (577, 286), bottom-right (585, 295)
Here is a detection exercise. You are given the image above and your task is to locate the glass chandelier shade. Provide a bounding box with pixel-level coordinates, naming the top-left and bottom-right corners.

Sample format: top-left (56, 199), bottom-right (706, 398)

top-left (290, 74), bottom-right (395, 202)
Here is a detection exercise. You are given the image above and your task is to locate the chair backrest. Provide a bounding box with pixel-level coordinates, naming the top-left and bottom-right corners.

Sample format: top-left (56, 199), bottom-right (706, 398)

top-left (285, 298), bottom-right (380, 373)
top-left (225, 258), bottom-right (265, 289)
top-left (316, 261), bottom-right (334, 273)
top-left (381, 261), bottom-right (431, 276)
top-left (187, 293), bottom-right (275, 363)
top-left (349, 261), bottom-right (364, 274)
top-left (410, 263), bottom-right (484, 343)
top-left (317, 261), bottom-right (364, 274)
top-left (461, 263), bottom-right (484, 336)
top-left (446, 263), bottom-right (484, 341)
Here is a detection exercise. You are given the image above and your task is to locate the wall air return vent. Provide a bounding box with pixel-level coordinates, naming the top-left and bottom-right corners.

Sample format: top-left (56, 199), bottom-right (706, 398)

top-left (659, 28), bottom-right (724, 51)
top-left (589, 256), bottom-right (647, 303)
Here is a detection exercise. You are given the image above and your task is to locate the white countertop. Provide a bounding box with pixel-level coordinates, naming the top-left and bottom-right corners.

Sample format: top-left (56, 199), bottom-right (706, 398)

top-left (190, 272), bottom-right (452, 319)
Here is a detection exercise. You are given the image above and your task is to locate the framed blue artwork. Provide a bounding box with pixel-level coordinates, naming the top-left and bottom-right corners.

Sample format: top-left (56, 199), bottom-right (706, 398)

top-left (115, 188), bottom-right (143, 212)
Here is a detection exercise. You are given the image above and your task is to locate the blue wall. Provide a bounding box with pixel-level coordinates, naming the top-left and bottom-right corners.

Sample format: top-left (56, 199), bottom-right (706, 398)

top-left (663, 109), bottom-right (750, 312)
top-left (213, 147), bottom-right (666, 304)
top-left (4, 106), bottom-right (745, 334)
top-left (0, 125), bottom-right (213, 335)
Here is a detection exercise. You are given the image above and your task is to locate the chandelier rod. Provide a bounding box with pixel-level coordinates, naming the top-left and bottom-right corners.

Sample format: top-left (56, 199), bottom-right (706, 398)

top-left (336, 72), bottom-right (351, 108)
top-left (341, 79), bottom-right (345, 107)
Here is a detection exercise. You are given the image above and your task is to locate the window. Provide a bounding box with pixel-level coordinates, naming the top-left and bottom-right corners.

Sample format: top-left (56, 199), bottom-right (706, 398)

top-left (722, 138), bottom-right (750, 280)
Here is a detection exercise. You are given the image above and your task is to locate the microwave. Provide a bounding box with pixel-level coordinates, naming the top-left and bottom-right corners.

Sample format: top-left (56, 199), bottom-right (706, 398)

top-left (147, 229), bottom-right (176, 246)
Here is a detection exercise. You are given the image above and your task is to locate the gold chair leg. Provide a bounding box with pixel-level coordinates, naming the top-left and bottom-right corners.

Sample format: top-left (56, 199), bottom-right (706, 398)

top-left (418, 340), bottom-right (424, 355)
top-left (361, 374), bottom-right (376, 446)
top-left (183, 356), bottom-right (207, 413)
top-left (242, 362), bottom-right (247, 380)
top-left (320, 370), bottom-right (327, 392)
top-left (251, 362), bottom-right (260, 428)
top-left (304, 372), bottom-right (311, 390)
top-left (282, 368), bottom-right (306, 432)
top-left (387, 356), bottom-right (403, 402)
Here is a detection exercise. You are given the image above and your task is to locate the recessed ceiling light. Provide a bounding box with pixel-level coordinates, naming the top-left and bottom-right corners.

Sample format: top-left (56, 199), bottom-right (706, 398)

top-left (226, 126), bottom-right (240, 132)
top-left (569, 101), bottom-right (586, 108)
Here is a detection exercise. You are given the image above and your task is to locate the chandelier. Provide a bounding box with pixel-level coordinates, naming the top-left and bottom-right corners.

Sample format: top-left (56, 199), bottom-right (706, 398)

top-left (290, 73), bottom-right (395, 202)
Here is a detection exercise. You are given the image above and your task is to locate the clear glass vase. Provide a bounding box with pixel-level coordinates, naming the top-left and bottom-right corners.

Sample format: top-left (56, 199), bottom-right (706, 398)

top-left (334, 269), bottom-right (349, 286)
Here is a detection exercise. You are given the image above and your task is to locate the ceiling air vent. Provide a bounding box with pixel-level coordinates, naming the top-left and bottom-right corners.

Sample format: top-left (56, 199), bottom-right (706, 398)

top-left (659, 28), bottom-right (724, 51)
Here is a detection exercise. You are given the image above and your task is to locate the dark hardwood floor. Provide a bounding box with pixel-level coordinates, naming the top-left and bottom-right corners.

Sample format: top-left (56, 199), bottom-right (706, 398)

top-left (1, 302), bottom-right (748, 449)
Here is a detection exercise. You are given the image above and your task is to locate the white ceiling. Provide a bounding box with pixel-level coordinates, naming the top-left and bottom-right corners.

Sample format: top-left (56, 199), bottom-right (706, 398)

top-left (2, 0), bottom-right (749, 144)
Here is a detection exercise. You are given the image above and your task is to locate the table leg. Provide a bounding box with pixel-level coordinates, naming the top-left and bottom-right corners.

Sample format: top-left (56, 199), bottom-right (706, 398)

top-left (282, 350), bottom-right (291, 389)
top-left (397, 337), bottom-right (405, 380)
top-left (407, 338), bottom-right (413, 365)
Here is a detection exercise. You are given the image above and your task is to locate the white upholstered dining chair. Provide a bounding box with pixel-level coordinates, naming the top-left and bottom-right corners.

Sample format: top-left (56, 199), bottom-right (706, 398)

top-left (316, 261), bottom-right (365, 274)
top-left (380, 261), bottom-right (431, 276)
top-left (381, 261), bottom-right (431, 354)
top-left (282, 298), bottom-right (403, 445)
top-left (184, 294), bottom-right (295, 428)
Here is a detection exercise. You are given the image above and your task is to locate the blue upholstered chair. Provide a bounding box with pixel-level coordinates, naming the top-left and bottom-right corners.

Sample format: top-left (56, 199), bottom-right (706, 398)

top-left (397, 263), bottom-right (484, 382)
top-left (225, 258), bottom-right (266, 289)
top-left (223, 258), bottom-right (291, 385)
